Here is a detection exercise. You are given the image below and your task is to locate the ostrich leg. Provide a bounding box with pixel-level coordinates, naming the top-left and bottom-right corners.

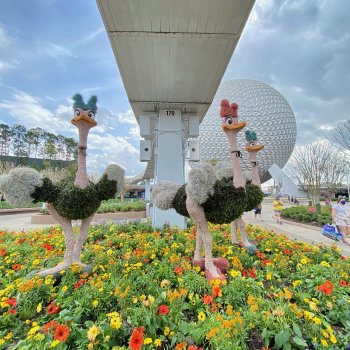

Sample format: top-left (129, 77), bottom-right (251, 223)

top-left (72, 214), bottom-right (95, 263)
top-left (186, 197), bottom-right (224, 280)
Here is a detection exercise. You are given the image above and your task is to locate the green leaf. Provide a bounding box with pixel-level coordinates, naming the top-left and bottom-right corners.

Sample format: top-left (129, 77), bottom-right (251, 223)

top-left (293, 336), bottom-right (308, 347)
top-left (284, 343), bottom-right (292, 350)
top-left (275, 329), bottom-right (290, 347)
top-left (292, 323), bottom-right (302, 338)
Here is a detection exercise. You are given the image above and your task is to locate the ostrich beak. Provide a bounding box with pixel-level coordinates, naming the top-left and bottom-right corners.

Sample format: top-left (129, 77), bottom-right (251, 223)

top-left (71, 111), bottom-right (97, 127)
top-left (246, 145), bottom-right (265, 152)
top-left (222, 121), bottom-right (246, 131)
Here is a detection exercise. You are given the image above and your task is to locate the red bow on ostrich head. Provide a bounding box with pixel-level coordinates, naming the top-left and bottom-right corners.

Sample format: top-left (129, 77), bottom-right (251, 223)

top-left (220, 99), bottom-right (238, 118)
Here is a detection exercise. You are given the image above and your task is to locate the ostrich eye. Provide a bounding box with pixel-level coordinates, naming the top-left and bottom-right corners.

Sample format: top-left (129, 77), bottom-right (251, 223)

top-left (250, 141), bottom-right (255, 146)
top-left (88, 111), bottom-right (95, 120)
top-left (224, 116), bottom-right (233, 125)
top-left (74, 109), bottom-right (80, 117)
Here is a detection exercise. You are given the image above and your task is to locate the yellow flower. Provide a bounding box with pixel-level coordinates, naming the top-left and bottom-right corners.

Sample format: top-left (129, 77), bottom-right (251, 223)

top-left (62, 285), bottom-right (68, 292)
top-left (198, 311), bottom-right (206, 322)
top-left (87, 324), bottom-right (100, 342)
top-left (283, 288), bottom-right (292, 300)
top-left (133, 297), bottom-right (138, 303)
top-left (36, 303), bottom-right (42, 313)
top-left (321, 339), bottom-right (328, 347)
top-left (293, 280), bottom-right (302, 288)
top-left (148, 295), bottom-right (155, 304)
top-left (143, 338), bottom-right (152, 345)
top-left (0, 340), bottom-right (5, 346)
top-left (49, 340), bottom-right (61, 348)
top-left (300, 258), bottom-right (308, 264)
top-left (92, 300), bottom-right (98, 308)
top-left (330, 334), bottom-right (337, 344)
top-left (266, 273), bottom-right (272, 280)
top-left (312, 317), bottom-right (322, 325)
top-left (154, 338), bottom-right (162, 347)
top-left (4, 332), bottom-right (13, 340)
top-left (34, 333), bottom-right (45, 341)
top-left (164, 326), bottom-right (170, 336)
top-left (229, 269), bottom-right (241, 278)
top-left (320, 261), bottom-right (331, 267)
top-left (110, 317), bottom-right (122, 330)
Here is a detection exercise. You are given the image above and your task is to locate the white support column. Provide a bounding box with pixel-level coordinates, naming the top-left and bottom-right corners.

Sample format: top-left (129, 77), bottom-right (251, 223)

top-left (144, 179), bottom-right (151, 201)
top-left (153, 109), bottom-right (186, 229)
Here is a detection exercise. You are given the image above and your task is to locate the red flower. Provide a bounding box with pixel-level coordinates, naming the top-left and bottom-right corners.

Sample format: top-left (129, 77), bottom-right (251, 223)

top-left (157, 305), bottom-right (170, 315)
top-left (340, 279), bottom-right (347, 287)
top-left (12, 264), bottom-right (22, 271)
top-left (202, 294), bottom-right (213, 305)
top-left (46, 302), bottom-right (61, 314)
top-left (250, 268), bottom-right (257, 278)
top-left (42, 243), bottom-right (54, 251)
top-left (54, 324), bottom-right (70, 342)
top-left (129, 326), bottom-right (144, 350)
top-left (9, 308), bottom-right (16, 314)
top-left (212, 286), bottom-right (221, 298)
top-left (242, 269), bottom-right (248, 277)
top-left (0, 248), bottom-right (7, 256)
top-left (6, 298), bottom-right (16, 306)
top-left (174, 266), bottom-right (183, 275)
top-left (283, 249), bottom-right (292, 255)
top-left (317, 281), bottom-right (334, 296)
top-left (262, 259), bottom-right (273, 266)
top-left (42, 320), bottom-right (60, 334)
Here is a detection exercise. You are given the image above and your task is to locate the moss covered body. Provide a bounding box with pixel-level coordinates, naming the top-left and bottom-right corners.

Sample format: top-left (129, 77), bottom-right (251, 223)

top-left (172, 178), bottom-right (254, 224)
top-left (245, 182), bottom-right (264, 211)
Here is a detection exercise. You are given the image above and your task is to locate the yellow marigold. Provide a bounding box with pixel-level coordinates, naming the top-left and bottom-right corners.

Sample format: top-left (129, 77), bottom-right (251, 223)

top-left (4, 332), bottom-right (13, 340)
top-left (148, 295), bottom-right (155, 304)
top-left (266, 273), bottom-right (272, 280)
top-left (164, 327), bottom-right (170, 336)
top-left (321, 330), bottom-right (329, 339)
top-left (143, 338), bottom-right (152, 345)
top-left (49, 340), bottom-right (60, 348)
top-left (300, 258), bottom-right (309, 264)
top-left (320, 261), bottom-right (331, 267)
top-left (87, 324), bottom-right (100, 342)
top-left (110, 317), bottom-right (122, 330)
top-left (321, 339), bottom-right (328, 347)
top-left (198, 311), bottom-right (206, 322)
top-left (34, 333), bottom-right (45, 341)
top-left (36, 303), bottom-right (42, 313)
top-left (283, 288), bottom-right (292, 300)
top-left (92, 300), bottom-right (98, 308)
top-left (313, 317), bottom-right (322, 325)
top-left (154, 338), bottom-right (162, 347)
top-left (329, 334), bottom-right (337, 344)
top-left (0, 340), bottom-right (5, 346)
top-left (206, 327), bottom-right (219, 340)
top-left (62, 285), bottom-right (68, 292)
top-left (293, 280), bottom-right (302, 288)
top-left (309, 301), bottom-right (318, 311)
top-left (230, 269), bottom-right (241, 278)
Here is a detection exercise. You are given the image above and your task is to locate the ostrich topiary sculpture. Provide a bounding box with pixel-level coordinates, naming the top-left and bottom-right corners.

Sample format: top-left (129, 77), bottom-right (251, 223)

top-left (152, 100), bottom-right (249, 280)
top-left (230, 130), bottom-right (264, 252)
top-left (0, 94), bottom-right (124, 277)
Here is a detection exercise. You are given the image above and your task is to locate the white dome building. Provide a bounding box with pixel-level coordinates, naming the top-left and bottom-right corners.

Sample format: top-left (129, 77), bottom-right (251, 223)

top-left (198, 80), bottom-right (297, 183)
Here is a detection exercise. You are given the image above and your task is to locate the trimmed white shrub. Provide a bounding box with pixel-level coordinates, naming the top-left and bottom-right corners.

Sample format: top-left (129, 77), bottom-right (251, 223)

top-left (0, 168), bottom-right (43, 206)
top-left (103, 163), bottom-right (125, 195)
top-left (152, 181), bottom-right (181, 210)
top-left (186, 163), bottom-right (216, 205)
top-left (215, 161), bottom-right (233, 180)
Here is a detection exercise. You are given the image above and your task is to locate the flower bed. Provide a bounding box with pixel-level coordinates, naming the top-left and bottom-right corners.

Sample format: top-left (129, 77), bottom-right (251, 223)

top-left (282, 205), bottom-right (332, 226)
top-left (0, 223), bottom-right (349, 349)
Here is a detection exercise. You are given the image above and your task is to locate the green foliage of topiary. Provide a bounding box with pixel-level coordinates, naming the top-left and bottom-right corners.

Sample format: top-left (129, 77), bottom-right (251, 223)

top-left (245, 182), bottom-right (264, 211)
top-left (53, 180), bottom-right (101, 220)
top-left (31, 177), bottom-right (59, 204)
top-left (203, 179), bottom-right (246, 224)
top-left (95, 174), bottom-right (118, 201)
top-left (172, 184), bottom-right (189, 217)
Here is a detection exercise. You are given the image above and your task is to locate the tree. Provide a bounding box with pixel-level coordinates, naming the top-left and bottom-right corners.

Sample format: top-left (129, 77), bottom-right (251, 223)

top-left (25, 127), bottom-right (44, 158)
top-left (287, 141), bottom-right (349, 206)
top-left (11, 124), bottom-right (27, 157)
top-left (64, 137), bottom-right (77, 161)
top-left (329, 119), bottom-right (350, 151)
top-left (43, 132), bottom-right (58, 160)
top-left (0, 124), bottom-right (13, 156)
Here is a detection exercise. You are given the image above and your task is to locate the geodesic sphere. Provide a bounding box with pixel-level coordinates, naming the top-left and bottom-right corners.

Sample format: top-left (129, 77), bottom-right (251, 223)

top-left (198, 80), bottom-right (296, 183)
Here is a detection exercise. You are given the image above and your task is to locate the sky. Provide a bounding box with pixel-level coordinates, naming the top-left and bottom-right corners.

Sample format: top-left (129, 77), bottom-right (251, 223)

top-left (0, 0), bottom-right (349, 177)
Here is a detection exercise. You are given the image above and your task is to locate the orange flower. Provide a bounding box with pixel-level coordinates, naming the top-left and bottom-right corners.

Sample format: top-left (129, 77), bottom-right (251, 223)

top-left (42, 320), bottom-right (60, 334)
top-left (174, 266), bottom-right (183, 275)
top-left (0, 248), bottom-right (7, 256)
top-left (9, 308), bottom-right (16, 314)
top-left (129, 326), bottom-right (144, 350)
top-left (6, 298), bottom-right (16, 307)
top-left (317, 281), bottom-right (334, 296)
top-left (12, 264), bottom-right (22, 271)
top-left (54, 324), bottom-right (70, 342)
top-left (212, 286), bottom-right (221, 298)
top-left (175, 342), bottom-right (187, 350)
top-left (188, 346), bottom-right (203, 350)
top-left (340, 279), bottom-right (347, 287)
top-left (157, 305), bottom-right (170, 315)
top-left (47, 302), bottom-right (61, 314)
top-left (202, 294), bottom-right (213, 305)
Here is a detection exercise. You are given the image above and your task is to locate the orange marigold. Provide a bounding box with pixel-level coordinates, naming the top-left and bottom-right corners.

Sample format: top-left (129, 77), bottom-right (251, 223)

top-left (54, 324), bottom-right (70, 342)
top-left (129, 326), bottom-right (144, 350)
top-left (317, 280), bottom-right (334, 296)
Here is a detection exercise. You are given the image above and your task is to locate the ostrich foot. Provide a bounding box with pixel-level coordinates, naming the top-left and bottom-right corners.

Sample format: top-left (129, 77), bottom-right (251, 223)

top-left (36, 261), bottom-right (89, 277)
top-left (204, 267), bottom-right (226, 281)
top-left (193, 258), bottom-right (229, 274)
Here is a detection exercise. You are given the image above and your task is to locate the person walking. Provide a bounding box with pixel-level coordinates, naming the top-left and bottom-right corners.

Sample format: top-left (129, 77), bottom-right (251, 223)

top-left (254, 203), bottom-right (263, 221)
top-left (272, 196), bottom-right (284, 224)
top-left (332, 196), bottom-right (350, 245)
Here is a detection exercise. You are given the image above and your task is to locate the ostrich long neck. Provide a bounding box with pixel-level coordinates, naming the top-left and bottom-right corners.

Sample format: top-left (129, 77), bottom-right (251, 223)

top-left (249, 152), bottom-right (261, 187)
top-left (74, 125), bottom-right (89, 188)
top-left (227, 132), bottom-right (245, 188)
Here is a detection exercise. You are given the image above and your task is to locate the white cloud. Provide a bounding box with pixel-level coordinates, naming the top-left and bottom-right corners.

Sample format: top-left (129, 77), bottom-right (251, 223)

top-left (0, 60), bottom-right (14, 71)
top-left (75, 27), bottom-right (105, 47)
top-left (0, 90), bottom-right (72, 132)
top-left (318, 124), bottom-right (335, 131)
top-left (117, 109), bottom-right (138, 125)
top-left (39, 41), bottom-right (76, 63)
top-left (0, 25), bottom-right (11, 47)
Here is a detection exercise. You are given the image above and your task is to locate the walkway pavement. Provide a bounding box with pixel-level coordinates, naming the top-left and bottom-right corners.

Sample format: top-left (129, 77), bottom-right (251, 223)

top-left (1, 200), bottom-right (349, 256)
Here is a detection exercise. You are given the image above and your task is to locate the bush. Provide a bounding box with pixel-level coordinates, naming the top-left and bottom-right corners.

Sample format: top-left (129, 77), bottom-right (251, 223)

top-left (281, 205), bottom-right (331, 226)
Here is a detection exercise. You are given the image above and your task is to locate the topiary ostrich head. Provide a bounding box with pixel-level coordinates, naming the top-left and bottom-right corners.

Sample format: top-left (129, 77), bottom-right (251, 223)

top-left (245, 130), bottom-right (264, 152)
top-left (220, 99), bottom-right (246, 133)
